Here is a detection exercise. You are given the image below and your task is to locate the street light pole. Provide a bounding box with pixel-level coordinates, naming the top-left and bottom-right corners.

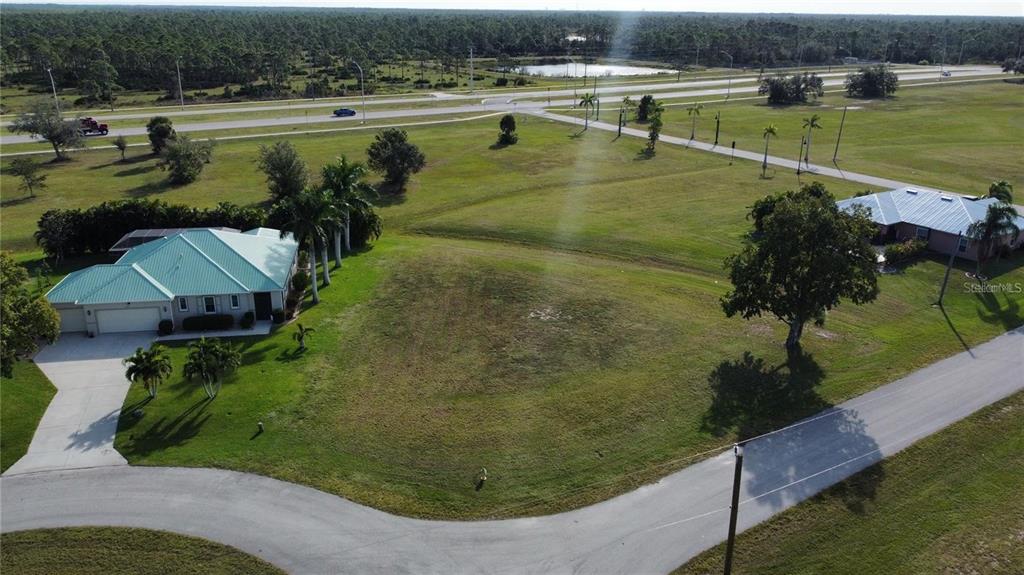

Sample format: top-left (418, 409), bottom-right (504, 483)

top-left (723, 443), bottom-right (745, 575)
top-left (352, 61), bottom-right (367, 124)
top-left (469, 45), bottom-right (474, 93)
top-left (958, 39), bottom-right (971, 66)
top-left (45, 67), bottom-right (61, 114)
top-left (719, 51), bottom-right (733, 99)
top-left (175, 60), bottom-right (185, 109)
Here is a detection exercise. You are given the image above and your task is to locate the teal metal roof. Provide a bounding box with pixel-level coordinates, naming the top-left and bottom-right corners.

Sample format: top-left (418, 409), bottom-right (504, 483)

top-left (48, 228), bottom-right (298, 305)
top-left (47, 264), bottom-right (173, 304)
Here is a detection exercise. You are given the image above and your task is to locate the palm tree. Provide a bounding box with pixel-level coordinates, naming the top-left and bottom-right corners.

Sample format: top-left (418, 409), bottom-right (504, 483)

top-left (762, 124), bottom-right (778, 178)
top-left (621, 96), bottom-right (636, 121)
top-left (274, 187), bottom-right (336, 303)
top-left (292, 323), bottom-right (315, 351)
top-left (320, 156), bottom-right (378, 267)
top-left (987, 180), bottom-right (1014, 203)
top-left (182, 337), bottom-right (241, 399)
top-left (801, 114), bottom-right (822, 166)
top-left (579, 92), bottom-right (597, 130)
top-left (123, 345), bottom-right (173, 399)
top-left (966, 203), bottom-right (1021, 278)
top-left (687, 102), bottom-right (704, 140)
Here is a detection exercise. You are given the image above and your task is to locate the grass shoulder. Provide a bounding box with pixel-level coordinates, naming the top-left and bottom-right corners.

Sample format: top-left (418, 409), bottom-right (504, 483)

top-left (1, 361), bottom-right (55, 472)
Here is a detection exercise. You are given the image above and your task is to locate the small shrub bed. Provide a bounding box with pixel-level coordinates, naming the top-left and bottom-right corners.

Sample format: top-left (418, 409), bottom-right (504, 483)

top-left (884, 239), bottom-right (928, 265)
top-left (158, 319), bottom-right (174, 336)
top-left (182, 314), bottom-right (234, 331)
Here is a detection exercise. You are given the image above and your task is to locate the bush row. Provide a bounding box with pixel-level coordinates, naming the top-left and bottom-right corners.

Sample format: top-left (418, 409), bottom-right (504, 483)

top-left (35, 199), bottom-right (265, 260)
top-left (182, 314), bottom-right (235, 331)
top-left (884, 239), bottom-right (928, 265)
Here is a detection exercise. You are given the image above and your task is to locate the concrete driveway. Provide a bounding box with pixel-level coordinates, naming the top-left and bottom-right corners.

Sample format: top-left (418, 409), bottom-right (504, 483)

top-left (4, 333), bottom-right (153, 475)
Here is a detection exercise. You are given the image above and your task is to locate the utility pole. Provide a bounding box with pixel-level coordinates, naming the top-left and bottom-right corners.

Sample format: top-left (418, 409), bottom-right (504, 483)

top-left (936, 232), bottom-right (962, 307)
top-left (719, 51), bottom-right (733, 99)
top-left (618, 107), bottom-right (624, 137)
top-left (469, 45), bottom-right (474, 93)
top-left (833, 106), bottom-right (848, 163)
top-left (175, 60), bottom-right (185, 109)
top-left (797, 136), bottom-right (806, 174)
top-left (958, 39), bottom-right (970, 66)
top-left (594, 76), bottom-right (599, 120)
top-left (45, 67), bottom-right (61, 114)
top-left (714, 111), bottom-right (721, 146)
top-left (723, 443), bottom-right (745, 575)
top-left (352, 62), bottom-right (367, 124)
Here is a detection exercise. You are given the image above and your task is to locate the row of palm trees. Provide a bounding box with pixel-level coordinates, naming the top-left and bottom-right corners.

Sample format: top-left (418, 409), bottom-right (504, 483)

top-left (274, 155), bottom-right (378, 305)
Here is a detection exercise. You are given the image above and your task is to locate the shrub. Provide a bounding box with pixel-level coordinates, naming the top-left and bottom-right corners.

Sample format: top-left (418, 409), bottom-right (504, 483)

top-left (158, 319), bottom-right (174, 336)
top-left (271, 308), bottom-right (286, 324)
top-left (758, 73), bottom-right (824, 104)
top-left (182, 314), bottom-right (234, 331)
top-left (494, 77), bottom-right (509, 87)
top-left (285, 295), bottom-right (299, 310)
top-left (240, 311), bottom-right (255, 329)
top-left (845, 65), bottom-right (899, 98)
top-left (291, 270), bottom-right (311, 294)
top-left (884, 239), bottom-right (928, 265)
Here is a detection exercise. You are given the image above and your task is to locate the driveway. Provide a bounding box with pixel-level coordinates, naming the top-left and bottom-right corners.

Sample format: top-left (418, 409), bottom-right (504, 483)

top-left (4, 333), bottom-right (153, 475)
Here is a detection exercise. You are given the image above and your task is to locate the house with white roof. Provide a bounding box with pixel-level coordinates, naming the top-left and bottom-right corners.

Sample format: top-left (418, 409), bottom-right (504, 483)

top-left (837, 187), bottom-right (1024, 261)
top-left (47, 228), bottom-right (299, 335)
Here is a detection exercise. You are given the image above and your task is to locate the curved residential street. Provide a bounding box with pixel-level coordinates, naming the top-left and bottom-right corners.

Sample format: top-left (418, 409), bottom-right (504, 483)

top-left (3, 327), bottom-right (1021, 574)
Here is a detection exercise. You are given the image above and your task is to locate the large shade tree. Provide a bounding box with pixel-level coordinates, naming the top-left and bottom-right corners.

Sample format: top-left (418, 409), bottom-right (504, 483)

top-left (256, 141), bottom-right (309, 202)
top-left (1, 253), bottom-right (60, 377)
top-left (123, 345), bottom-right (173, 399)
top-left (366, 128), bottom-right (426, 190)
top-left (8, 99), bottom-right (84, 161)
top-left (722, 183), bottom-right (879, 351)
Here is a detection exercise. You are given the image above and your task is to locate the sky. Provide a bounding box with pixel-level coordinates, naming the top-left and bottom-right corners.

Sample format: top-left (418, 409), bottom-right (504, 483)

top-left (5, 0), bottom-right (1022, 17)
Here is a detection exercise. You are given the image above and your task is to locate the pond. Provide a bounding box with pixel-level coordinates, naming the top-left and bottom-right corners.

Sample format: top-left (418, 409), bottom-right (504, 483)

top-left (518, 63), bottom-right (675, 77)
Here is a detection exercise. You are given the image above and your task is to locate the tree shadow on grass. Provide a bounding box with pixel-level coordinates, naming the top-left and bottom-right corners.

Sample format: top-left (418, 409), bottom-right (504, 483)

top-left (88, 155), bottom-right (151, 170)
top-left (113, 164), bottom-right (158, 177)
top-left (125, 179), bottom-right (174, 198)
top-left (118, 397), bottom-right (213, 457)
top-left (973, 291), bottom-right (1022, 331)
top-left (0, 195), bottom-right (37, 207)
top-left (703, 351), bottom-right (884, 513)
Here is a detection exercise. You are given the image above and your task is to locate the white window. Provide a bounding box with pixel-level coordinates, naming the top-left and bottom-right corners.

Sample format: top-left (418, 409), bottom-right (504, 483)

top-left (178, 297), bottom-right (188, 312)
top-left (204, 296), bottom-right (216, 314)
top-left (915, 227), bottom-right (930, 240)
top-left (230, 294), bottom-right (240, 309)
top-left (958, 236), bottom-right (969, 253)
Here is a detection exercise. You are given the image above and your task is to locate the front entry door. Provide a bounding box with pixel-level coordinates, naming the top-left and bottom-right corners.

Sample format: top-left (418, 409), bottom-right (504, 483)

top-left (254, 292), bottom-right (273, 320)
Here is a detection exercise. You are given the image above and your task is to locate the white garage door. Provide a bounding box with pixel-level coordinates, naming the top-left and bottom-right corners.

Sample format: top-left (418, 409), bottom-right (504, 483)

top-left (58, 308), bottom-right (87, 333)
top-left (96, 307), bottom-right (161, 334)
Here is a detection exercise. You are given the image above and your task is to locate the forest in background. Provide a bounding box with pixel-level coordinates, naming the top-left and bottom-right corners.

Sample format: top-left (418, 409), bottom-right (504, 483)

top-left (2, 7), bottom-right (1022, 98)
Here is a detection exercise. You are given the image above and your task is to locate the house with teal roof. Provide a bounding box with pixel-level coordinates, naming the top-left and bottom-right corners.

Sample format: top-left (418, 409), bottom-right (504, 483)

top-left (47, 228), bottom-right (299, 335)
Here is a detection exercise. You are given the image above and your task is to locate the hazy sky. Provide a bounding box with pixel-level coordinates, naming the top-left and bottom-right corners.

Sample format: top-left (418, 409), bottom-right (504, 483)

top-left (6, 0), bottom-right (1022, 17)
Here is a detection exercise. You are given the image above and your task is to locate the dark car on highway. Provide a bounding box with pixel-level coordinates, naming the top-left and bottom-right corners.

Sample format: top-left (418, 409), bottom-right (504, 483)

top-left (333, 108), bottom-right (357, 117)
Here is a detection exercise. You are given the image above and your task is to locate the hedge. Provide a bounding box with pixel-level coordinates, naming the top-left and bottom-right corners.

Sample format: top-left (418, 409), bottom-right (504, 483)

top-left (884, 239), bottom-right (928, 265)
top-left (182, 314), bottom-right (234, 331)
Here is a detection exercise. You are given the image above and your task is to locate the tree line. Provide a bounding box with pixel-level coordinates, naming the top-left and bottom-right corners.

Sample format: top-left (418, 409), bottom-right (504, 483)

top-left (3, 7), bottom-right (1021, 97)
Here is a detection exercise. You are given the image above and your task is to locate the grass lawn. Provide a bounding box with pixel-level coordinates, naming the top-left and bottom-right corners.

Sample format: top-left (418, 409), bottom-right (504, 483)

top-left (1, 361), bottom-right (55, 472)
top-left (649, 80), bottom-right (1023, 195)
top-left (2, 100), bottom-right (1021, 518)
top-left (0, 527), bottom-right (284, 575)
top-left (675, 391), bottom-right (1024, 575)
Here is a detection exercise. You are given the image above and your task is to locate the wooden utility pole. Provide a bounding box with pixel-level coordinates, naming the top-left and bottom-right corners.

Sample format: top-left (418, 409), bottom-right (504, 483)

top-left (723, 444), bottom-right (745, 575)
top-left (833, 106), bottom-right (848, 162)
top-left (936, 232), bottom-right (962, 306)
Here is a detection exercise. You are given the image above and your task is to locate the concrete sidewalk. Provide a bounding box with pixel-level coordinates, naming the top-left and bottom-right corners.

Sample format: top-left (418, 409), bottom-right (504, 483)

top-left (4, 333), bottom-right (152, 475)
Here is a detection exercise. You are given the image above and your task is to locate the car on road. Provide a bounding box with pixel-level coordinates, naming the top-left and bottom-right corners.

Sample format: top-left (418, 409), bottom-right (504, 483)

top-left (333, 108), bottom-right (357, 117)
top-left (940, 71), bottom-right (952, 77)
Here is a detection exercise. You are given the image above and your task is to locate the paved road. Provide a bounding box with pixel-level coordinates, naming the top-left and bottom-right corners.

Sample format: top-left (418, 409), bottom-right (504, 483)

top-left (4, 333), bottom-right (152, 475)
top-left (0, 66), bottom-right (1002, 145)
top-left (4, 327), bottom-right (1021, 574)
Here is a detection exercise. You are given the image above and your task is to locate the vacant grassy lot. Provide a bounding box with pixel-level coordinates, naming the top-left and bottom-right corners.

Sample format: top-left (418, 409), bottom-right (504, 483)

top-left (1, 361), bottom-right (55, 472)
top-left (675, 391), bottom-right (1024, 575)
top-left (3, 101), bottom-right (1021, 518)
top-left (651, 81), bottom-right (1023, 195)
top-left (1, 527), bottom-right (283, 575)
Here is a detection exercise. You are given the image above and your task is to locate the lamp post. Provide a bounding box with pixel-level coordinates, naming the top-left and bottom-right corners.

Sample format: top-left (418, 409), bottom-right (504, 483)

top-left (45, 67), bottom-right (61, 114)
top-left (719, 51), bottom-right (734, 99)
top-left (958, 38), bottom-right (971, 66)
top-left (352, 61), bottom-right (367, 124)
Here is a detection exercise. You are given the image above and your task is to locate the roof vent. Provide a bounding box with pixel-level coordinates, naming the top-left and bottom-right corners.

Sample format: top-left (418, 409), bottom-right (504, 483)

top-left (905, 189), bottom-right (918, 195)
top-left (940, 196), bottom-right (953, 202)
